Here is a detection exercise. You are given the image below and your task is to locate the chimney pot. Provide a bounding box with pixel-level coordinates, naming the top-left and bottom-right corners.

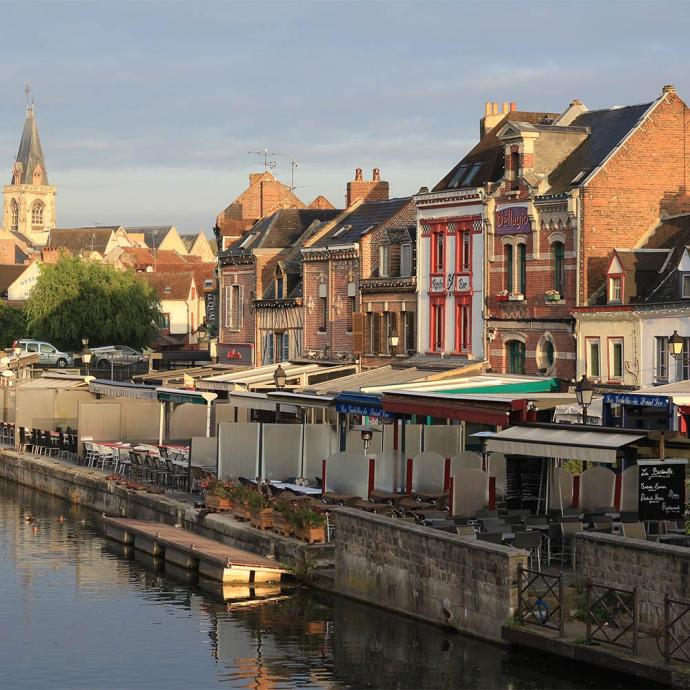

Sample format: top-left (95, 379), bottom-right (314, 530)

top-left (510, 102), bottom-right (517, 112)
top-left (484, 101), bottom-right (491, 116)
top-left (492, 102), bottom-right (498, 115)
top-left (355, 167), bottom-right (363, 181)
top-left (570, 99), bottom-right (582, 106)
top-left (372, 168), bottom-right (380, 182)
top-left (502, 102), bottom-right (509, 114)
top-left (662, 84), bottom-right (676, 95)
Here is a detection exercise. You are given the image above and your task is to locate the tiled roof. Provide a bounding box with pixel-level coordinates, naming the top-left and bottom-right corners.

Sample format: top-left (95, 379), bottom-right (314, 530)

top-left (546, 102), bottom-right (654, 193)
top-left (434, 111), bottom-right (558, 192)
top-left (0, 264), bottom-right (27, 295)
top-left (138, 271), bottom-right (193, 301)
top-left (48, 227), bottom-right (115, 255)
top-left (124, 226), bottom-right (175, 249)
top-left (312, 197), bottom-right (413, 247)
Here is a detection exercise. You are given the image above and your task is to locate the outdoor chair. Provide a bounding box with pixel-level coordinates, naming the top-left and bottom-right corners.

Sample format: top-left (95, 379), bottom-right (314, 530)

top-left (591, 518), bottom-right (613, 533)
top-left (621, 522), bottom-right (646, 540)
top-left (18, 427), bottom-right (32, 454)
top-left (456, 525), bottom-right (477, 539)
top-left (550, 521), bottom-right (583, 567)
top-left (662, 520), bottom-right (685, 534)
top-left (513, 531), bottom-right (542, 570)
top-left (83, 441), bottom-right (98, 467)
top-left (478, 532), bottom-right (503, 544)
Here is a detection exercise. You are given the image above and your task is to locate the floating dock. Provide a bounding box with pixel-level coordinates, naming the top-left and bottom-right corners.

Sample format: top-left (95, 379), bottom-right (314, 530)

top-left (102, 516), bottom-right (287, 584)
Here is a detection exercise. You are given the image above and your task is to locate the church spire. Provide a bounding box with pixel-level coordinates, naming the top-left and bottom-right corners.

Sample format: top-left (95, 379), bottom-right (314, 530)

top-left (12, 102), bottom-right (48, 185)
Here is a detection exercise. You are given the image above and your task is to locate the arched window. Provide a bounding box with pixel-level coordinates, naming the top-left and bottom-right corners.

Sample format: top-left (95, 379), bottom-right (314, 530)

top-left (507, 340), bottom-right (525, 374)
top-left (504, 244), bottom-right (513, 292)
top-left (510, 150), bottom-right (520, 190)
top-left (517, 243), bottom-right (527, 295)
top-left (275, 265), bottom-right (284, 299)
top-left (552, 241), bottom-right (565, 295)
top-left (538, 339), bottom-right (555, 373)
top-left (31, 202), bottom-right (44, 227)
top-left (10, 200), bottom-right (18, 231)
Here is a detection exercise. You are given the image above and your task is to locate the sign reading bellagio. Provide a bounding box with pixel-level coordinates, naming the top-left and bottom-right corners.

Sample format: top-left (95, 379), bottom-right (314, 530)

top-left (638, 459), bottom-right (687, 521)
top-left (496, 206), bottom-right (530, 235)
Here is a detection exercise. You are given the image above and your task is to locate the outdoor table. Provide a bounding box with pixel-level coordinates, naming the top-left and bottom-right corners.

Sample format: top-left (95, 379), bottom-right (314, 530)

top-left (399, 497), bottom-right (434, 511)
top-left (269, 481), bottom-right (322, 496)
top-left (414, 510), bottom-right (448, 521)
top-left (657, 534), bottom-right (690, 546)
top-left (354, 501), bottom-right (393, 513)
top-left (369, 490), bottom-right (403, 503)
top-left (323, 492), bottom-right (358, 505)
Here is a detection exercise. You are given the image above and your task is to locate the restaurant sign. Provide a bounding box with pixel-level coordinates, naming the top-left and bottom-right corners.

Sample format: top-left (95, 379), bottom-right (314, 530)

top-left (429, 275), bottom-right (446, 293)
top-left (638, 459), bottom-right (687, 520)
top-left (217, 343), bottom-right (254, 366)
top-left (603, 393), bottom-right (671, 409)
top-left (204, 289), bottom-right (218, 328)
top-left (455, 274), bottom-right (471, 292)
top-left (496, 206), bottom-right (530, 235)
top-left (336, 401), bottom-right (392, 421)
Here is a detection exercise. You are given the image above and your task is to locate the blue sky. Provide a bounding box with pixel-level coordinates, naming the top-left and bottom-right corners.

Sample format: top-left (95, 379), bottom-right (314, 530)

top-left (0, 0), bottom-right (689, 234)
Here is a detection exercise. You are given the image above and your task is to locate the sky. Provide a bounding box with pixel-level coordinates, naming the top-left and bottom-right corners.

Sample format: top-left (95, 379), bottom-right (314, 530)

top-left (1, 0), bottom-right (690, 235)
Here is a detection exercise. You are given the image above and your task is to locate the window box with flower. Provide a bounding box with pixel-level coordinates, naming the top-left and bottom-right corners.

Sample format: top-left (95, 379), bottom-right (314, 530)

top-left (508, 292), bottom-right (525, 301)
top-left (545, 290), bottom-right (561, 302)
top-left (496, 289), bottom-right (509, 302)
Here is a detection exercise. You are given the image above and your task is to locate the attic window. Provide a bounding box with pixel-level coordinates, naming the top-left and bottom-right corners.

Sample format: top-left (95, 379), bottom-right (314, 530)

top-left (463, 163), bottom-right (482, 187)
top-left (682, 274), bottom-right (690, 299)
top-left (239, 233), bottom-right (255, 248)
top-left (203, 279), bottom-right (213, 289)
top-left (332, 226), bottom-right (348, 238)
top-left (164, 286), bottom-right (172, 294)
top-left (448, 165), bottom-right (468, 188)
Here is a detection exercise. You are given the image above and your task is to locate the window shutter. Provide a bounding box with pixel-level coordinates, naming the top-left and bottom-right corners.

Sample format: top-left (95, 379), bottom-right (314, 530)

top-left (352, 312), bottom-right (365, 354)
top-left (378, 313), bottom-right (387, 355)
top-left (238, 286), bottom-right (244, 327)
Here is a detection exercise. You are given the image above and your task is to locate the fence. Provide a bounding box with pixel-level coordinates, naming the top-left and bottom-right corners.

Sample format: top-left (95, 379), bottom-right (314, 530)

top-left (661, 595), bottom-right (690, 664)
top-left (516, 564), bottom-right (564, 635)
top-left (585, 580), bottom-right (638, 655)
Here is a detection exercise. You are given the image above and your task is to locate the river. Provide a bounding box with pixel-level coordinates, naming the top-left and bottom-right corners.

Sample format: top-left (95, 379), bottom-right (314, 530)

top-left (0, 478), bottom-right (653, 689)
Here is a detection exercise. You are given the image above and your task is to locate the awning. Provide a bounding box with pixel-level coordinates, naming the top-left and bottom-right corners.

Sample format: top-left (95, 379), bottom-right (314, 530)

top-left (156, 387), bottom-right (217, 405)
top-left (335, 391), bottom-right (392, 420)
top-left (89, 379), bottom-right (158, 400)
top-left (480, 425), bottom-right (646, 463)
top-left (224, 391), bottom-right (298, 413)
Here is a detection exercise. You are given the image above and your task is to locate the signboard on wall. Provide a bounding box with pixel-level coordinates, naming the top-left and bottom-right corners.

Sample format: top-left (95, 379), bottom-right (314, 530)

top-left (638, 459), bottom-right (687, 520)
top-left (204, 289), bottom-right (218, 328)
top-left (496, 206), bottom-right (530, 235)
top-left (455, 275), bottom-right (471, 292)
top-left (429, 276), bottom-right (445, 293)
top-left (217, 343), bottom-right (254, 365)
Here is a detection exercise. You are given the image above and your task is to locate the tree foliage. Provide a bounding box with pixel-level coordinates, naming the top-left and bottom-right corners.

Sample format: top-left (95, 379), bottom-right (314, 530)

top-left (25, 256), bottom-right (163, 350)
top-left (0, 303), bottom-right (27, 348)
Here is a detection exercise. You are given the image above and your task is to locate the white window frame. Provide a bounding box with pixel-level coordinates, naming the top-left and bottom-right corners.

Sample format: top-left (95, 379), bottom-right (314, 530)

top-left (609, 276), bottom-right (622, 303)
top-left (379, 244), bottom-right (389, 277)
top-left (655, 336), bottom-right (669, 383)
top-left (225, 283), bottom-right (242, 330)
top-left (682, 273), bottom-right (690, 299)
top-left (587, 338), bottom-right (600, 379)
top-left (609, 338), bottom-right (624, 380)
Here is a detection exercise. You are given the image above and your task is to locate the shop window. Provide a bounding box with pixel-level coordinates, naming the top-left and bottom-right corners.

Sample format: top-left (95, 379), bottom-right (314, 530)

top-left (609, 339), bottom-right (624, 380)
top-left (552, 241), bottom-right (565, 295)
top-left (587, 339), bottom-right (600, 379)
top-left (507, 340), bottom-right (525, 374)
top-left (504, 244), bottom-right (513, 292)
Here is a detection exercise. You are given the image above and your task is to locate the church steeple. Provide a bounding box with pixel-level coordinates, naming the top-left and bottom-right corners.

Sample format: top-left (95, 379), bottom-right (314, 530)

top-left (12, 105), bottom-right (48, 185)
top-left (3, 98), bottom-right (56, 245)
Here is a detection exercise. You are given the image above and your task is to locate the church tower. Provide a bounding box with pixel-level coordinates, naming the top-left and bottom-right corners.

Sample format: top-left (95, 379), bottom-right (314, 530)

top-left (3, 104), bottom-right (56, 245)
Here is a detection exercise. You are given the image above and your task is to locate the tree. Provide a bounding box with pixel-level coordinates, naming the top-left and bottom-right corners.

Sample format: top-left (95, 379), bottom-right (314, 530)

top-left (25, 256), bottom-right (163, 350)
top-left (0, 303), bottom-right (26, 348)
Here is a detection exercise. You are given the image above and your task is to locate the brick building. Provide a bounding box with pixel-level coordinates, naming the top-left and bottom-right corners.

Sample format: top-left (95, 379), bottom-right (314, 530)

top-left (301, 171), bottom-right (416, 366)
top-left (217, 208), bottom-right (341, 366)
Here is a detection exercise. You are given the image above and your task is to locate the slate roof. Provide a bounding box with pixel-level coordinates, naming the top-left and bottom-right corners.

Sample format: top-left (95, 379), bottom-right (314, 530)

top-left (124, 226), bottom-right (175, 249)
top-left (180, 234), bottom-right (197, 252)
top-left (48, 227), bottom-right (115, 255)
top-left (434, 111), bottom-right (558, 192)
top-left (612, 249), bottom-right (671, 304)
top-left (0, 264), bottom-right (27, 297)
top-left (138, 271), bottom-right (193, 301)
top-left (545, 102), bottom-right (654, 193)
top-left (312, 197), bottom-right (413, 247)
top-left (12, 107), bottom-right (48, 185)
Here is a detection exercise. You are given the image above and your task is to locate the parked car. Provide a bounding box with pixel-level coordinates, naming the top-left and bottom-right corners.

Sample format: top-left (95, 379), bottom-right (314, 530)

top-left (13, 339), bottom-right (74, 368)
top-left (90, 345), bottom-right (148, 369)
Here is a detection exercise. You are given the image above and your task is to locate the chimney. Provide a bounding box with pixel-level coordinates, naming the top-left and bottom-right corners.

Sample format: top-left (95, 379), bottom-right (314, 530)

top-left (663, 84), bottom-right (676, 95)
top-left (346, 167), bottom-right (390, 206)
top-left (510, 102), bottom-right (517, 112)
top-left (481, 100), bottom-right (513, 139)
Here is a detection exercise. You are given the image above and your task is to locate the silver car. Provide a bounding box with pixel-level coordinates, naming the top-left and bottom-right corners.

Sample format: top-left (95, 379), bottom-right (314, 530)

top-left (90, 345), bottom-right (148, 368)
top-left (14, 339), bottom-right (74, 368)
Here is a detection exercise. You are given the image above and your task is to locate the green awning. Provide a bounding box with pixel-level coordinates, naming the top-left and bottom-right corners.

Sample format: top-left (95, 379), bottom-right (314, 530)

top-left (437, 378), bottom-right (560, 395)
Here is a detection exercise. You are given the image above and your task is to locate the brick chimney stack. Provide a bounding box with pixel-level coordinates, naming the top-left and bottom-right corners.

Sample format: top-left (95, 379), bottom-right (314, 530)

top-left (480, 101), bottom-right (514, 139)
top-left (346, 167), bottom-right (389, 206)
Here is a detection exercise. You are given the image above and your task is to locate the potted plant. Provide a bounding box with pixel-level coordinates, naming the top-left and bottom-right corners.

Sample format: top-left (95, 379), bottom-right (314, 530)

top-left (508, 292), bottom-right (525, 301)
top-left (230, 485), bottom-right (251, 521)
top-left (272, 496), bottom-right (297, 536)
top-left (545, 289), bottom-right (561, 302)
top-left (496, 289), bottom-right (509, 302)
top-left (203, 480), bottom-right (233, 510)
top-left (289, 505), bottom-right (327, 544)
top-left (248, 489), bottom-right (273, 530)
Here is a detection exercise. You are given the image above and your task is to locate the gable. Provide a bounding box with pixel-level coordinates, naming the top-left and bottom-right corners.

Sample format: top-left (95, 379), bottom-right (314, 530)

top-left (608, 254), bottom-right (623, 275)
top-left (678, 248), bottom-right (690, 273)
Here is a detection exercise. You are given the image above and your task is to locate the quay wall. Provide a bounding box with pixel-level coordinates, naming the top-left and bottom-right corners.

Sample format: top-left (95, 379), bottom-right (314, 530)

top-left (0, 450), bottom-right (332, 577)
top-left (576, 532), bottom-right (690, 630)
top-left (334, 507), bottom-right (527, 642)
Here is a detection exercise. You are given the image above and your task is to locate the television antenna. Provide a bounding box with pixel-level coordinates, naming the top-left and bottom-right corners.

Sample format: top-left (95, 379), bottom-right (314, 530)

top-left (248, 148), bottom-right (279, 172)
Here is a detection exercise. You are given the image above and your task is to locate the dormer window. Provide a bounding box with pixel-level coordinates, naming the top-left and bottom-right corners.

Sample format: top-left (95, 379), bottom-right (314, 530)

top-left (275, 265), bottom-right (285, 299)
top-left (510, 150), bottom-right (520, 190)
top-left (682, 274), bottom-right (690, 299)
top-left (608, 275), bottom-right (622, 303)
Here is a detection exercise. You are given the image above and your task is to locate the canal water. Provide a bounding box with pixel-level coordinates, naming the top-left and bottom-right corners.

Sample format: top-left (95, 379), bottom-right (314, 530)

top-left (0, 479), bottom-right (653, 689)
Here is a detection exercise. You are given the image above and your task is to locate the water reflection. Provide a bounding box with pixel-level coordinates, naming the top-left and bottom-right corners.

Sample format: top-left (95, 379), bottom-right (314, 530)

top-left (0, 480), bottom-right (653, 689)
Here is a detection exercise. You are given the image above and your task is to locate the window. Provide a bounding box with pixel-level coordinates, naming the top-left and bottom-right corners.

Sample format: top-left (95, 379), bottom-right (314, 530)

top-left (162, 313), bottom-right (171, 331)
top-left (382, 312), bottom-right (392, 354)
top-left (320, 297), bottom-right (328, 331)
top-left (609, 276), bottom-right (622, 303)
top-left (10, 200), bottom-right (18, 231)
top-left (517, 243), bottom-right (527, 295)
top-left (680, 338), bottom-right (690, 381)
top-left (39, 344), bottom-right (55, 354)
top-left (504, 245), bottom-right (513, 292)
top-left (228, 284), bottom-right (242, 329)
top-left (655, 336), bottom-right (669, 382)
top-left (430, 300), bottom-right (445, 352)
top-left (456, 301), bottom-right (471, 353)
top-left (379, 244), bottom-right (389, 277)
top-left (368, 313), bottom-right (381, 354)
top-left (587, 339), bottom-right (601, 379)
top-left (31, 202), bottom-right (43, 227)
top-left (404, 311), bottom-right (415, 354)
top-left (274, 331), bottom-right (289, 363)
top-left (510, 150), bottom-right (520, 190)
top-left (432, 231), bottom-right (444, 273)
top-left (27, 342), bottom-right (38, 353)
top-left (275, 267), bottom-right (284, 299)
top-left (609, 339), bottom-right (624, 380)
top-left (682, 274), bottom-right (690, 299)
top-left (265, 333), bottom-right (275, 364)
top-left (538, 340), bottom-right (554, 372)
top-left (553, 242), bottom-right (565, 295)
top-left (401, 243), bottom-right (412, 277)
top-left (507, 340), bottom-right (525, 374)
top-left (462, 232), bottom-right (471, 271)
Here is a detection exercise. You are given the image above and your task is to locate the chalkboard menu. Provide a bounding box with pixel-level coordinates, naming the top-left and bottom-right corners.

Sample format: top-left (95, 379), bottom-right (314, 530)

top-left (638, 460), bottom-right (687, 521)
top-left (506, 457), bottom-right (547, 511)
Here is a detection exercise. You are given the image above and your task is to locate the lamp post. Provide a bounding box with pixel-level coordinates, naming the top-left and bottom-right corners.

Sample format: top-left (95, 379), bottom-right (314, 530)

top-left (669, 330), bottom-right (684, 360)
top-left (273, 364), bottom-right (286, 424)
top-left (389, 330), bottom-right (399, 358)
top-left (575, 374), bottom-right (594, 425)
top-left (81, 338), bottom-right (92, 377)
top-left (360, 427), bottom-right (373, 455)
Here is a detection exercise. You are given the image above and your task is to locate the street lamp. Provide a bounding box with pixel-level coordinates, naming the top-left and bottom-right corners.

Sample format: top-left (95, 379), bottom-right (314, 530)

top-left (273, 364), bottom-right (287, 390)
top-left (669, 330), bottom-right (684, 360)
top-left (389, 330), bottom-right (399, 357)
top-left (575, 374), bottom-right (594, 425)
top-left (13, 344), bottom-right (21, 358)
top-left (81, 342), bottom-right (92, 376)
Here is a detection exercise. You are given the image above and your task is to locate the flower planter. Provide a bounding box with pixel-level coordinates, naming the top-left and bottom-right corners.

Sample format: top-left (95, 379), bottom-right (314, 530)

top-left (205, 494), bottom-right (232, 510)
top-left (545, 293), bottom-right (561, 302)
top-left (272, 513), bottom-right (295, 537)
top-left (233, 503), bottom-right (251, 521)
top-left (508, 294), bottom-right (525, 301)
top-left (250, 507), bottom-right (273, 530)
top-left (496, 295), bottom-right (509, 302)
top-left (295, 523), bottom-right (327, 544)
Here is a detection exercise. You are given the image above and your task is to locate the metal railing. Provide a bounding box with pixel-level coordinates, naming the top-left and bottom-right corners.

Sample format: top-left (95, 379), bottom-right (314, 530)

top-left (661, 595), bottom-right (690, 664)
top-left (517, 563), bottom-right (565, 636)
top-left (585, 580), bottom-right (638, 655)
